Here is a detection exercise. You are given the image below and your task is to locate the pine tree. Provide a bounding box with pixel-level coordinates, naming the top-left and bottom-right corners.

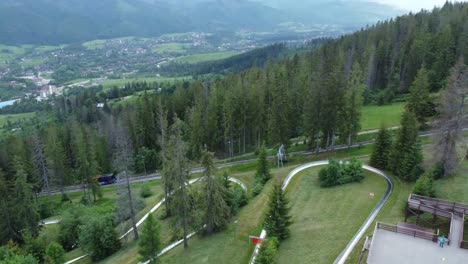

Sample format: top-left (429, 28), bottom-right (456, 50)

top-left (263, 184), bottom-right (292, 241)
top-left (389, 110), bottom-right (424, 181)
top-left (201, 150), bottom-right (230, 234)
top-left (342, 62), bottom-right (364, 146)
top-left (138, 214), bottom-right (161, 263)
top-left (407, 67), bottom-right (434, 126)
top-left (256, 144), bottom-right (270, 183)
top-left (369, 126), bottom-right (393, 170)
top-left (13, 157), bottom-right (40, 238)
top-left (167, 117), bottom-right (191, 249)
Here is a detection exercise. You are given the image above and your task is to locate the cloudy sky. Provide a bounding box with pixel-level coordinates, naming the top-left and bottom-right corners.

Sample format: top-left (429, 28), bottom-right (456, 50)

top-left (373, 0), bottom-right (455, 11)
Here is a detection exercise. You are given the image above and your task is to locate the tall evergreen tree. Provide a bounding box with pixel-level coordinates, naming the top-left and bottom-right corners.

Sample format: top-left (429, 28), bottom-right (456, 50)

top-left (389, 110), bottom-right (424, 181)
top-left (13, 157), bottom-right (40, 238)
top-left (263, 184), bottom-right (292, 241)
top-left (369, 126), bottom-right (393, 170)
top-left (256, 144), bottom-right (270, 183)
top-left (138, 214), bottom-right (161, 263)
top-left (407, 67), bottom-right (434, 126)
top-left (201, 150), bottom-right (230, 234)
top-left (167, 117), bottom-right (191, 249)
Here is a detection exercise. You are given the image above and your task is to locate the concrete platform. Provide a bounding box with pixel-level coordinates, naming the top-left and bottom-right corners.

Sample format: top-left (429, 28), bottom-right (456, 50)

top-left (367, 229), bottom-right (468, 264)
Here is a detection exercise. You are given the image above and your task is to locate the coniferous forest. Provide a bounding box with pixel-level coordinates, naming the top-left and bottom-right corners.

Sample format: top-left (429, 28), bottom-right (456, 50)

top-left (0, 2), bottom-right (467, 262)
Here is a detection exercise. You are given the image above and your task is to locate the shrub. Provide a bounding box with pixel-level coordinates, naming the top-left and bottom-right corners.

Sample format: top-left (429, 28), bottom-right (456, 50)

top-left (59, 206), bottom-right (85, 250)
top-left (231, 185), bottom-right (248, 215)
top-left (252, 176), bottom-right (264, 196)
top-left (319, 158), bottom-right (364, 187)
top-left (319, 159), bottom-right (341, 187)
top-left (44, 243), bottom-right (65, 264)
top-left (38, 202), bottom-right (54, 219)
top-left (413, 172), bottom-right (435, 197)
top-left (140, 184), bottom-right (153, 198)
top-left (255, 237), bottom-right (279, 264)
top-left (79, 214), bottom-right (121, 261)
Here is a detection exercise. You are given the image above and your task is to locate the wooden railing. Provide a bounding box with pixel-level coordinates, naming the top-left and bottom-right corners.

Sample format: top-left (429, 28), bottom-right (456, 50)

top-left (377, 222), bottom-right (438, 242)
top-left (461, 214), bottom-right (468, 249)
top-left (409, 194), bottom-right (468, 215)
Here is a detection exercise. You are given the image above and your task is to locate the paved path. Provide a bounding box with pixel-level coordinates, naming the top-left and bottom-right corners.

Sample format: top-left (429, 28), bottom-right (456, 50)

top-left (367, 228), bottom-right (468, 264)
top-left (248, 161), bottom-right (393, 264)
top-left (449, 215), bottom-right (464, 246)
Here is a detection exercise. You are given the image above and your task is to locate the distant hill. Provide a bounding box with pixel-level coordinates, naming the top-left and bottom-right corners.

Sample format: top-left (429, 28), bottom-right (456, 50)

top-left (0, 0), bottom-right (284, 45)
top-left (0, 0), bottom-right (404, 45)
top-left (254, 0), bottom-right (404, 28)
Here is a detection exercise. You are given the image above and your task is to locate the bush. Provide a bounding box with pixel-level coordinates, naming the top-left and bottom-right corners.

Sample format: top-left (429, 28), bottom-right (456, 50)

top-left (140, 184), bottom-right (153, 198)
top-left (413, 172), bottom-right (435, 197)
top-left (0, 244), bottom-right (38, 264)
top-left (252, 176), bottom-right (264, 196)
top-left (319, 159), bottom-right (341, 187)
top-left (319, 158), bottom-right (364, 187)
top-left (59, 206), bottom-right (85, 250)
top-left (255, 237), bottom-right (279, 264)
top-left (231, 185), bottom-right (248, 215)
top-left (44, 243), bottom-right (65, 264)
top-left (79, 214), bottom-right (121, 261)
top-left (38, 202), bottom-right (54, 219)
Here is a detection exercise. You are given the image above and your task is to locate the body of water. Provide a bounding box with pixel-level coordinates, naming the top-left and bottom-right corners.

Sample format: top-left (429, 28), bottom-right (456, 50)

top-left (0, 99), bottom-right (18, 109)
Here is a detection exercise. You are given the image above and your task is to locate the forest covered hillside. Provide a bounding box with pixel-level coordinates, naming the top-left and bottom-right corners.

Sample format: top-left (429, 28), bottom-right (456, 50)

top-left (0, 3), bottom-right (467, 263)
top-left (0, 0), bottom-right (402, 45)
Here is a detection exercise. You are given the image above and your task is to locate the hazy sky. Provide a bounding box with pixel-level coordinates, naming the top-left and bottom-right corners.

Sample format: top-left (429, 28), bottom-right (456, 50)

top-left (373, 0), bottom-right (452, 11)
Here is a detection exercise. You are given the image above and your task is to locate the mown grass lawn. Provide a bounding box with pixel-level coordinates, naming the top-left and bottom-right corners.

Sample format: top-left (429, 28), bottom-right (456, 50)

top-left (277, 168), bottom-right (387, 264)
top-left (361, 102), bottom-right (405, 130)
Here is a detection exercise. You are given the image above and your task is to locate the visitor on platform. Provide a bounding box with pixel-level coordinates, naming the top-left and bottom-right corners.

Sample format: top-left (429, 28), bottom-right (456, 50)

top-left (438, 235), bottom-right (446, 248)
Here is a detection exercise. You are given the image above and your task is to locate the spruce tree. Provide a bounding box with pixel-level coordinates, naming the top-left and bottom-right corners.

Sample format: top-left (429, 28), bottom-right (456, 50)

top-left (389, 110), bottom-right (424, 181)
top-left (166, 117), bottom-right (191, 249)
top-left (256, 144), bottom-right (270, 183)
top-left (138, 214), bottom-right (161, 263)
top-left (263, 184), bottom-right (292, 240)
top-left (369, 126), bottom-right (392, 170)
top-left (407, 67), bottom-right (434, 126)
top-left (201, 150), bottom-right (230, 234)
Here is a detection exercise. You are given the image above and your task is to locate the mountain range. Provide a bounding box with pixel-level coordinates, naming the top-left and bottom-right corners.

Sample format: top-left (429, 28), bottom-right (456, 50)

top-left (0, 0), bottom-right (403, 45)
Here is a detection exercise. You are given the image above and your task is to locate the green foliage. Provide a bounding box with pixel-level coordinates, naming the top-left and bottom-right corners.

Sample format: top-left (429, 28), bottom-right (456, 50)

top-left (406, 67), bottom-right (435, 126)
top-left (319, 159), bottom-right (342, 187)
top-left (140, 184), bottom-right (153, 199)
top-left (252, 176), bottom-right (265, 197)
top-left (22, 232), bottom-right (45, 263)
top-left (412, 172), bottom-right (435, 197)
top-left (0, 243), bottom-right (38, 264)
top-left (254, 237), bottom-right (279, 264)
top-left (389, 110), bottom-right (424, 181)
top-left (231, 185), bottom-right (248, 215)
top-left (319, 158), bottom-right (364, 187)
top-left (201, 150), bottom-right (231, 234)
top-left (78, 214), bottom-right (121, 261)
top-left (138, 214), bottom-right (161, 263)
top-left (44, 243), bottom-right (65, 264)
top-left (256, 144), bottom-right (270, 183)
top-left (58, 206), bottom-right (85, 250)
top-left (263, 184), bottom-right (292, 241)
top-left (369, 126), bottom-right (393, 170)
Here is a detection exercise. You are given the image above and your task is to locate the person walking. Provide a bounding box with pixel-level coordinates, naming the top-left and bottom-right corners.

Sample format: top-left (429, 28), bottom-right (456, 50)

top-left (438, 235), bottom-right (446, 248)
